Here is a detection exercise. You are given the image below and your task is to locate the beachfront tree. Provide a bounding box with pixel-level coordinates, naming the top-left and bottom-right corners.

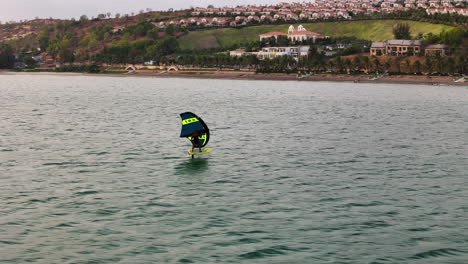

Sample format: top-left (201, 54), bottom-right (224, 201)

top-left (434, 54), bottom-right (443, 73)
top-left (455, 56), bottom-right (466, 74)
top-left (373, 58), bottom-right (381, 72)
top-left (362, 56), bottom-right (370, 73)
top-left (328, 60), bottom-right (336, 72)
top-left (414, 60), bottom-right (422, 73)
top-left (298, 56), bottom-right (307, 71)
top-left (0, 44), bottom-right (14, 69)
top-left (353, 56), bottom-right (363, 72)
top-left (396, 58), bottom-right (402, 73)
top-left (384, 59), bottom-right (391, 72)
top-left (343, 58), bottom-right (352, 73)
top-left (316, 56), bottom-right (327, 72)
top-left (335, 56), bottom-right (344, 72)
top-left (425, 58), bottom-right (434, 73)
top-left (404, 58), bottom-right (411, 72)
top-left (445, 57), bottom-right (456, 74)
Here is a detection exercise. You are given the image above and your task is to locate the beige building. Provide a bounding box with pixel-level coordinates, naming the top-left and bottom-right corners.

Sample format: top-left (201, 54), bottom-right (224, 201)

top-left (371, 40), bottom-right (449, 57)
top-left (370, 40), bottom-right (422, 56)
top-left (424, 44), bottom-right (448, 57)
top-left (370, 42), bottom-right (386, 56)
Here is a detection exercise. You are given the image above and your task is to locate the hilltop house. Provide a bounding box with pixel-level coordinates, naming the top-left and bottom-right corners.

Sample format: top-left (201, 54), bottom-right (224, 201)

top-left (259, 25), bottom-right (327, 43)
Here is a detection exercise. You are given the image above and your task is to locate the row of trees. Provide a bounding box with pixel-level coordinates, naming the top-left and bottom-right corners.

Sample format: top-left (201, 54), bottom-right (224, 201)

top-left (178, 54), bottom-right (259, 68)
top-left (175, 52), bottom-right (467, 75)
top-left (301, 55), bottom-right (466, 74)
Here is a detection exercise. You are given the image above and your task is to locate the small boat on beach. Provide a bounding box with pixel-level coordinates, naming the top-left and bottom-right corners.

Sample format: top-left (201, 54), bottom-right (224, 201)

top-left (297, 71), bottom-right (311, 79)
top-left (453, 75), bottom-right (466, 83)
top-left (368, 73), bottom-right (385, 81)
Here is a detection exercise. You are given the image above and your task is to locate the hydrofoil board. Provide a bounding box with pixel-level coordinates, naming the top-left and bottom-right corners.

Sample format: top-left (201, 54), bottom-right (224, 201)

top-left (188, 148), bottom-right (212, 155)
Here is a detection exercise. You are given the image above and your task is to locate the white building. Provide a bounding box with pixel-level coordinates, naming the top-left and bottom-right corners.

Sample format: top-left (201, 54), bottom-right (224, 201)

top-left (230, 46), bottom-right (310, 60)
top-left (257, 46), bottom-right (311, 59)
top-left (259, 25), bottom-right (327, 43)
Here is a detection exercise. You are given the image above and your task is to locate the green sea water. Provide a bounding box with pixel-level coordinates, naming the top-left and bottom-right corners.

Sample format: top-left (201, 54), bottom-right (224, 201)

top-left (1, 75), bottom-right (467, 263)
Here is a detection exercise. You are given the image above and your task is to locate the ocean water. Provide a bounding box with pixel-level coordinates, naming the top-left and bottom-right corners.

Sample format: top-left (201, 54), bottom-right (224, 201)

top-left (0, 75), bottom-right (467, 264)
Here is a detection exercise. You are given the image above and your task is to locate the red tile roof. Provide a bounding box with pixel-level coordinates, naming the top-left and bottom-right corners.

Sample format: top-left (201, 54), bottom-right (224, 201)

top-left (259, 32), bottom-right (288, 36)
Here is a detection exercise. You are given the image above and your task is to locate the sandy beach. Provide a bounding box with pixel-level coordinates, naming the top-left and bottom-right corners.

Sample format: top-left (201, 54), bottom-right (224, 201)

top-left (1, 70), bottom-right (466, 86)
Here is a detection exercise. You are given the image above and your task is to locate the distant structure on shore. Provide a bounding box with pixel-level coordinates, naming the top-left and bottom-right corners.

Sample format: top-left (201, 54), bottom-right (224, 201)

top-left (370, 40), bottom-right (448, 56)
top-left (230, 46), bottom-right (310, 60)
top-left (259, 25), bottom-right (327, 43)
top-left (229, 25), bottom-right (328, 60)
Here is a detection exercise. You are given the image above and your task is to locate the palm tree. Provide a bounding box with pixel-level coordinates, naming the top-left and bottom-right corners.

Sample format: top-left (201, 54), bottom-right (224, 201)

top-left (384, 59), bottom-right (391, 73)
top-left (328, 60), bottom-right (335, 72)
top-left (373, 58), bottom-right (381, 73)
top-left (434, 54), bottom-right (443, 73)
top-left (335, 56), bottom-right (343, 73)
top-left (395, 58), bottom-right (402, 73)
top-left (425, 58), bottom-right (433, 73)
top-left (445, 57), bottom-right (455, 74)
top-left (362, 56), bottom-right (370, 73)
top-left (404, 58), bottom-right (411, 73)
top-left (316, 56), bottom-right (326, 72)
top-left (343, 58), bottom-right (352, 74)
top-left (414, 60), bottom-right (422, 73)
top-left (455, 56), bottom-right (466, 74)
top-left (353, 56), bottom-right (362, 72)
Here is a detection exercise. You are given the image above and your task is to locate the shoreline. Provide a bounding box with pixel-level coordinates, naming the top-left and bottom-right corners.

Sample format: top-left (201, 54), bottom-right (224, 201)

top-left (1, 70), bottom-right (466, 86)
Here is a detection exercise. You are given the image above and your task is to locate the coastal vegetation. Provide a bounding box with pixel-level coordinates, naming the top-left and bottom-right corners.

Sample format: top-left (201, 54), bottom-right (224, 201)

top-left (177, 51), bottom-right (467, 76)
top-left (178, 20), bottom-right (453, 50)
top-left (0, 3), bottom-right (466, 76)
top-left (0, 44), bottom-right (15, 69)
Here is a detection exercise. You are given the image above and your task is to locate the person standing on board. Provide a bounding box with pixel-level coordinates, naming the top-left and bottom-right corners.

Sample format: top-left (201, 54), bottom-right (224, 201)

top-left (191, 131), bottom-right (202, 153)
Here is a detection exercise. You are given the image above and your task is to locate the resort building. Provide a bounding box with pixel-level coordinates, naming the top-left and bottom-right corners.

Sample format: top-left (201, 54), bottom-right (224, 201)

top-left (229, 46), bottom-right (310, 60)
top-left (257, 46), bottom-right (311, 59)
top-left (424, 44), bottom-right (449, 57)
top-left (259, 25), bottom-right (327, 43)
top-left (370, 40), bottom-right (422, 56)
top-left (371, 40), bottom-right (448, 57)
top-left (229, 49), bottom-right (258, 57)
top-left (370, 42), bottom-right (386, 56)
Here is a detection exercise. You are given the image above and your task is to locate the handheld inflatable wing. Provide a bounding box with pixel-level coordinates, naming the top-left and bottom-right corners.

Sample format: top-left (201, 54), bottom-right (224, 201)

top-left (180, 112), bottom-right (210, 147)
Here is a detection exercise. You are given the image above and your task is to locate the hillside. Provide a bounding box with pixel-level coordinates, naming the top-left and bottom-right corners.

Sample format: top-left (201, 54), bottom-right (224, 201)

top-left (178, 20), bottom-right (454, 50)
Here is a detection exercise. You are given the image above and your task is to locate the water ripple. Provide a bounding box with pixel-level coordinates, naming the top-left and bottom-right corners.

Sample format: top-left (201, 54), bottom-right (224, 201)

top-left (1, 76), bottom-right (467, 263)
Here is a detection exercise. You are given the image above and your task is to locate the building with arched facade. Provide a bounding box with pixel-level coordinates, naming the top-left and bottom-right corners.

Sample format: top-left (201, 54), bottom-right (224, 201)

top-left (259, 25), bottom-right (327, 43)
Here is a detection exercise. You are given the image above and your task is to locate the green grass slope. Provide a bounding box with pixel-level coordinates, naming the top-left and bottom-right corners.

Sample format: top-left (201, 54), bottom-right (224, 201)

top-left (178, 20), bottom-right (453, 50)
